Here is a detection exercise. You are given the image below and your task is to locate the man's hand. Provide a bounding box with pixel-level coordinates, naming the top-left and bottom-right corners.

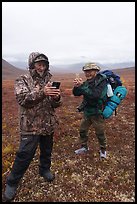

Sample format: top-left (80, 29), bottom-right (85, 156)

top-left (44, 82), bottom-right (61, 99)
top-left (73, 78), bottom-right (83, 87)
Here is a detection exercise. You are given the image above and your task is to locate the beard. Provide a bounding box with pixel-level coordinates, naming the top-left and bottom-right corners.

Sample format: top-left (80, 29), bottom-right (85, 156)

top-left (37, 71), bottom-right (44, 76)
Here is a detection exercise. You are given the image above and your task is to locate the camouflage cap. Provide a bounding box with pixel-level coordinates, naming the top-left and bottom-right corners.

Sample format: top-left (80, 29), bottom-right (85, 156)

top-left (28, 52), bottom-right (49, 68)
top-left (82, 62), bottom-right (101, 71)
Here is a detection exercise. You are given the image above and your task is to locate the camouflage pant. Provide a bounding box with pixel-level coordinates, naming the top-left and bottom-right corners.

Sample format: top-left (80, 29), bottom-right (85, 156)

top-left (79, 115), bottom-right (107, 150)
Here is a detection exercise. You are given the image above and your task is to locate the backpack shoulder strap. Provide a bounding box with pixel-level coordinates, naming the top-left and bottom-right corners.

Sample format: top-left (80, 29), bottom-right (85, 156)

top-left (95, 73), bottom-right (107, 86)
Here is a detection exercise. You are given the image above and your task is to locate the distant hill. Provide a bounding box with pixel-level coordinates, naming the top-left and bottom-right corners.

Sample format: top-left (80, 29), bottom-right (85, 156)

top-left (2, 58), bottom-right (135, 80)
top-left (2, 59), bottom-right (28, 80)
top-left (52, 62), bottom-right (135, 73)
top-left (6, 59), bottom-right (135, 73)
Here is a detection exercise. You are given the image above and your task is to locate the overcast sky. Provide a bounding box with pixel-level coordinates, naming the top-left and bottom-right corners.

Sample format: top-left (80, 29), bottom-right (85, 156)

top-left (2, 2), bottom-right (135, 65)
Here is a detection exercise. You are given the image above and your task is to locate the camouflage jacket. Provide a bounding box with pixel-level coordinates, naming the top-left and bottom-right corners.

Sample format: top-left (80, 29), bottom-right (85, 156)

top-left (14, 70), bottom-right (62, 136)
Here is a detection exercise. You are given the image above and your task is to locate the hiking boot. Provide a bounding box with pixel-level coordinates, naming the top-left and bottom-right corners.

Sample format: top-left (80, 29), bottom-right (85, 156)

top-left (40, 170), bottom-right (55, 182)
top-left (3, 184), bottom-right (18, 202)
top-left (100, 150), bottom-right (107, 159)
top-left (75, 146), bottom-right (89, 154)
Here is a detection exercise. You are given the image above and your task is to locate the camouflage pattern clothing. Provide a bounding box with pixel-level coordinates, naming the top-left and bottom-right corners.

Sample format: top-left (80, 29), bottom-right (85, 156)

top-left (3, 53), bottom-right (61, 201)
top-left (79, 115), bottom-right (107, 150)
top-left (14, 70), bottom-right (62, 136)
top-left (73, 72), bottom-right (107, 150)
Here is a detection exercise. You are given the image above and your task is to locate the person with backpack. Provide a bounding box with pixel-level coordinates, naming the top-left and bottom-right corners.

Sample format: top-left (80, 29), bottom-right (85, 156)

top-left (72, 62), bottom-right (108, 158)
top-left (3, 52), bottom-right (62, 202)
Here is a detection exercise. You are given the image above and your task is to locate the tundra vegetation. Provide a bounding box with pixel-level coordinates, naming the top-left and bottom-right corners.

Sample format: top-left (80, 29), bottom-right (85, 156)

top-left (2, 69), bottom-right (135, 202)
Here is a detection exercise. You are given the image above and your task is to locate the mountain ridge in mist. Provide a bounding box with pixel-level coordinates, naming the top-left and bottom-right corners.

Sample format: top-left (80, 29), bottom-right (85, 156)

top-left (2, 59), bottom-right (28, 80)
top-left (6, 59), bottom-right (135, 72)
top-left (2, 58), bottom-right (135, 80)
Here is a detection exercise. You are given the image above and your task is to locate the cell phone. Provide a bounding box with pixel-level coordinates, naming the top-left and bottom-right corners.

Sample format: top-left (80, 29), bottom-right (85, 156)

top-left (52, 81), bottom-right (61, 89)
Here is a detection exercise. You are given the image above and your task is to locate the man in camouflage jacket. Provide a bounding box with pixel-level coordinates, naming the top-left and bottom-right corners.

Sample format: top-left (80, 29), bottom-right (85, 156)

top-left (3, 52), bottom-right (62, 202)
